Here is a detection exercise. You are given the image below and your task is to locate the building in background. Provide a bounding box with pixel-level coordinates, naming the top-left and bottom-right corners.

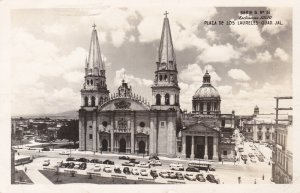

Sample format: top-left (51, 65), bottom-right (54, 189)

top-left (272, 96), bottom-right (293, 184)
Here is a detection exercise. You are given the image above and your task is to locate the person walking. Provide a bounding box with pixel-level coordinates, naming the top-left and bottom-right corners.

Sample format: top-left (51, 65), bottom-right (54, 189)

top-left (25, 167), bottom-right (27, 173)
top-left (254, 179), bottom-right (257, 184)
top-left (262, 174), bottom-right (264, 180)
top-left (238, 176), bottom-right (241, 184)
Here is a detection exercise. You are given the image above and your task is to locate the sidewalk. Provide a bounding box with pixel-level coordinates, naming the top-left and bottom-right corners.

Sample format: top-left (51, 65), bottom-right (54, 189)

top-left (17, 163), bottom-right (53, 184)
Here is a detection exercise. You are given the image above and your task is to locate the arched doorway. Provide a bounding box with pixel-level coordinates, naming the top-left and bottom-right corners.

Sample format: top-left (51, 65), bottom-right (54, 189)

top-left (119, 138), bottom-right (126, 153)
top-left (102, 139), bottom-right (108, 151)
top-left (138, 141), bottom-right (145, 154)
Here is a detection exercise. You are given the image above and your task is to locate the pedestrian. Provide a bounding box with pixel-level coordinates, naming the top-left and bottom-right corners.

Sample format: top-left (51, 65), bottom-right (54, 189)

top-left (222, 159), bottom-right (223, 165)
top-left (18, 152), bottom-right (20, 156)
top-left (262, 174), bottom-right (264, 180)
top-left (25, 167), bottom-right (27, 173)
top-left (238, 176), bottom-right (241, 184)
top-left (254, 179), bottom-right (256, 184)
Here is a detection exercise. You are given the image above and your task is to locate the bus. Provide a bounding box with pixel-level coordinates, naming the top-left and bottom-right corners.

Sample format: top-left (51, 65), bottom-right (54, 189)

top-left (188, 161), bottom-right (215, 171)
top-left (15, 155), bottom-right (33, 166)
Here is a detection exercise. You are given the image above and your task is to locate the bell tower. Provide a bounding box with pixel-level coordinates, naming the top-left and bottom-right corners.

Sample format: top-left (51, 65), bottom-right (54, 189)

top-left (151, 12), bottom-right (180, 110)
top-left (81, 24), bottom-right (109, 108)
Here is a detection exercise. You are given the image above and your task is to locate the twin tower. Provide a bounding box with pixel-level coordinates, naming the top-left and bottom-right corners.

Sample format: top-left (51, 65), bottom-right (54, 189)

top-left (79, 13), bottom-right (181, 157)
top-left (80, 14), bottom-right (180, 111)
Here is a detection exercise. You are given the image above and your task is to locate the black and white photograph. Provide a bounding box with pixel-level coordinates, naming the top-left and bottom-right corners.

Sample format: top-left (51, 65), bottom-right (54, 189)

top-left (0, 0), bottom-right (299, 192)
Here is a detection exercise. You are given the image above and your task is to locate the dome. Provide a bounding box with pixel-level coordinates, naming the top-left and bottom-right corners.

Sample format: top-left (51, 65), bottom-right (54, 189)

top-left (193, 70), bottom-right (220, 99)
top-left (193, 85), bottom-right (220, 99)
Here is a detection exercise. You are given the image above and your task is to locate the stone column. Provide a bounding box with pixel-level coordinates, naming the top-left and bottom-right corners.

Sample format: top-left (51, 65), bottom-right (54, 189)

top-left (131, 114), bottom-right (135, 154)
top-left (213, 137), bottom-right (218, 160)
top-left (170, 94), bottom-right (175, 105)
top-left (145, 136), bottom-right (149, 155)
top-left (182, 135), bottom-right (186, 158)
top-left (161, 94), bottom-right (165, 105)
top-left (92, 113), bottom-right (97, 152)
top-left (135, 138), bottom-right (138, 153)
top-left (149, 118), bottom-right (155, 155)
top-left (110, 116), bottom-right (114, 152)
top-left (191, 136), bottom-right (195, 159)
top-left (204, 136), bottom-right (208, 159)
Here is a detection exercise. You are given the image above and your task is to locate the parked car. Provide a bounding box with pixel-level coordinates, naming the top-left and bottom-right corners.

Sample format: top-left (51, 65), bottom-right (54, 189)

top-left (60, 162), bottom-right (70, 168)
top-left (103, 166), bottom-right (112, 173)
top-left (59, 151), bottom-right (70, 155)
top-left (73, 163), bottom-right (81, 169)
top-left (119, 156), bottom-right (130, 160)
top-left (94, 164), bottom-right (101, 172)
top-left (140, 169), bottom-right (148, 176)
top-left (241, 154), bottom-right (248, 161)
top-left (77, 158), bottom-right (89, 163)
top-left (175, 172), bottom-right (184, 180)
top-left (42, 147), bottom-right (50, 151)
top-left (248, 153), bottom-right (254, 158)
top-left (250, 157), bottom-right (257, 163)
top-left (137, 162), bottom-right (150, 168)
top-left (150, 169), bottom-right (158, 178)
top-left (123, 167), bottom-right (131, 175)
top-left (149, 155), bottom-right (160, 160)
top-left (170, 163), bottom-right (184, 171)
top-left (66, 157), bottom-right (75, 162)
top-left (43, 160), bottom-right (50, 166)
top-left (67, 162), bottom-right (75, 169)
top-left (79, 162), bottom-right (87, 170)
top-left (169, 172), bottom-right (177, 179)
top-left (196, 173), bottom-right (206, 182)
top-left (186, 167), bottom-right (200, 172)
top-left (122, 162), bottom-right (135, 167)
top-left (90, 159), bottom-right (102, 164)
top-left (27, 147), bottom-right (36, 150)
top-left (206, 174), bottom-right (218, 183)
top-left (114, 166), bottom-right (122, 173)
top-left (258, 157), bottom-right (264, 162)
top-left (184, 173), bottom-right (196, 181)
top-left (131, 168), bottom-right (139, 175)
top-left (129, 158), bottom-right (140, 164)
top-left (103, 160), bottom-right (114, 165)
top-left (159, 171), bottom-right (169, 178)
top-left (148, 159), bottom-right (162, 166)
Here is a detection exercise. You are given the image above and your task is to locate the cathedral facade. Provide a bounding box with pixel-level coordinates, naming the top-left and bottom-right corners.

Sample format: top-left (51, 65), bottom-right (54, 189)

top-left (79, 15), bottom-right (180, 157)
top-left (79, 14), bottom-right (236, 160)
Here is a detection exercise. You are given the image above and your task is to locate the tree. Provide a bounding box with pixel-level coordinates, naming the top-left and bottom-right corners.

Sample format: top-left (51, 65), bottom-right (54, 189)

top-left (57, 120), bottom-right (79, 146)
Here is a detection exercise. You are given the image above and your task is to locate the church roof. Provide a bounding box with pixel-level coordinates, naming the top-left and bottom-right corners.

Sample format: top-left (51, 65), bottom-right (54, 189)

top-left (87, 24), bottom-right (105, 73)
top-left (157, 12), bottom-right (176, 69)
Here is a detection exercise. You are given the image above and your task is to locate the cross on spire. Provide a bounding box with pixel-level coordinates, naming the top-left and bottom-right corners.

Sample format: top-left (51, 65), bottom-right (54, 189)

top-left (164, 11), bottom-right (169, 18)
top-left (92, 23), bottom-right (96, 29)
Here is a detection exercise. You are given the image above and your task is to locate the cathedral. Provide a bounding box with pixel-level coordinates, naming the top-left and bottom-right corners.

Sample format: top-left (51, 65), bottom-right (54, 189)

top-left (79, 14), bottom-right (236, 160)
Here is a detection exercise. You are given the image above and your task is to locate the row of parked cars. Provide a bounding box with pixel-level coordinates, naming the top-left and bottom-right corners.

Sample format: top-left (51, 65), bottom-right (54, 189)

top-left (66, 157), bottom-right (115, 165)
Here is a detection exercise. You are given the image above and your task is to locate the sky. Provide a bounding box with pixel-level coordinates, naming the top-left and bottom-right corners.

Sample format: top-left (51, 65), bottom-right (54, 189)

top-left (10, 6), bottom-right (292, 116)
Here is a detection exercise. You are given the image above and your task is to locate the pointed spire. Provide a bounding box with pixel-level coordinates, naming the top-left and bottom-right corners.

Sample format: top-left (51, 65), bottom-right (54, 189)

top-left (87, 24), bottom-right (105, 75)
top-left (158, 11), bottom-right (176, 69)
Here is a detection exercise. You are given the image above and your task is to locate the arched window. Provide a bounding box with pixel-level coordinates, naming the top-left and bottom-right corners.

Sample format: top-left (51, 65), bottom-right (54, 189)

top-left (165, 93), bottom-right (170, 105)
top-left (164, 75), bottom-right (168, 81)
top-left (91, 96), bottom-right (95, 106)
top-left (87, 80), bottom-right (90, 85)
top-left (84, 96), bottom-right (88, 106)
top-left (91, 80), bottom-right (93, 85)
top-left (159, 75), bottom-right (162, 81)
top-left (156, 94), bottom-right (161, 105)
